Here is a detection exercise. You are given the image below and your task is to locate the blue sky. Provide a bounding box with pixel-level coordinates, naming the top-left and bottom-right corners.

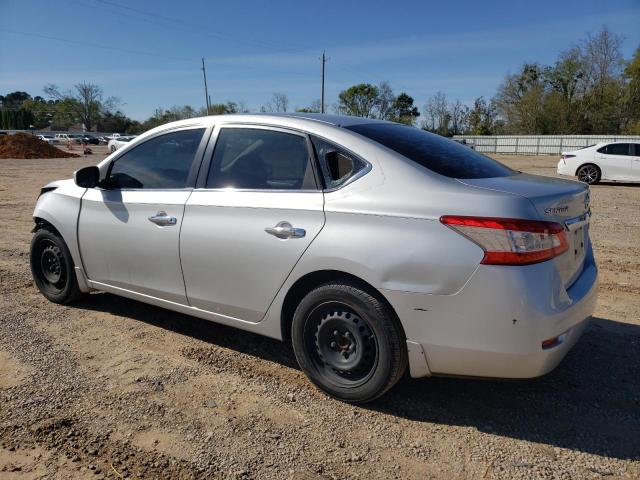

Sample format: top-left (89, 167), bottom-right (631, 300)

top-left (1, 0), bottom-right (638, 121)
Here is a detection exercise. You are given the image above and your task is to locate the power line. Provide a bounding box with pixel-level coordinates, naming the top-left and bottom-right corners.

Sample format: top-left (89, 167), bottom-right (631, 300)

top-left (0, 27), bottom-right (192, 62)
top-left (90, 0), bottom-right (385, 83)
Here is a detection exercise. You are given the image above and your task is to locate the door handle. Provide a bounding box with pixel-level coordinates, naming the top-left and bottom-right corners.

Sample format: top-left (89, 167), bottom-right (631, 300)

top-left (148, 211), bottom-right (177, 226)
top-left (265, 221), bottom-right (306, 239)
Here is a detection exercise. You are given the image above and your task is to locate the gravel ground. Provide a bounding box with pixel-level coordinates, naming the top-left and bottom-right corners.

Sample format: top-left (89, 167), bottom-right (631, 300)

top-left (0, 150), bottom-right (638, 479)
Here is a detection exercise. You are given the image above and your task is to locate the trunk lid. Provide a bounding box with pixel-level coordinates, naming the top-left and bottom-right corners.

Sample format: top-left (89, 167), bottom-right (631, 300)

top-left (458, 173), bottom-right (591, 287)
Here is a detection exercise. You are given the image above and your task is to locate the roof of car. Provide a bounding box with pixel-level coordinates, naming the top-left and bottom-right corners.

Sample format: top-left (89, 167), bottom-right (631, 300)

top-left (163, 112), bottom-right (390, 129)
top-left (249, 112), bottom-right (387, 127)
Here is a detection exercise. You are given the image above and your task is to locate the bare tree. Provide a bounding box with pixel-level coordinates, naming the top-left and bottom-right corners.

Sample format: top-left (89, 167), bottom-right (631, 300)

top-left (263, 92), bottom-right (289, 112)
top-left (581, 26), bottom-right (625, 89)
top-left (44, 82), bottom-right (118, 131)
top-left (449, 99), bottom-right (469, 135)
top-left (377, 81), bottom-right (395, 120)
top-left (422, 91), bottom-right (450, 134)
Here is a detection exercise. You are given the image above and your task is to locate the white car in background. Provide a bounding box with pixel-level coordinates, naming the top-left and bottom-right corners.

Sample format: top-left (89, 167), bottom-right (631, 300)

top-left (557, 142), bottom-right (640, 184)
top-left (107, 135), bottom-right (136, 153)
top-left (36, 135), bottom-right (55, 144)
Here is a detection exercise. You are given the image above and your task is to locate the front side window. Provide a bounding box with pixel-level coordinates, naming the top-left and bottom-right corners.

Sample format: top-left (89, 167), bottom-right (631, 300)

top-left (109, 128), bottom-right (205, 189)
top-left (345, 123), bottom-right (514, 179)
top-left (206, 128), bottom-right (317, 190)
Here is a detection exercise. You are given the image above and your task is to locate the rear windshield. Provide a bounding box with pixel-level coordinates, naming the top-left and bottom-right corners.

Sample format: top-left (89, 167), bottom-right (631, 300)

top-left (345, 123), bottom-right (514, 179)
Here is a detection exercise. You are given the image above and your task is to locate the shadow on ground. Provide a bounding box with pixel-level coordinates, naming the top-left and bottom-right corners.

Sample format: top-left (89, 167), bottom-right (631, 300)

top-left (74, 293), bottom-right (640, 460)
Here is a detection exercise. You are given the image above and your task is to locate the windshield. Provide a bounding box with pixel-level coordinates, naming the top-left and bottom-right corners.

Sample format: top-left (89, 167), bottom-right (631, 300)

top-left (345, 123), bottom-right (514, 179)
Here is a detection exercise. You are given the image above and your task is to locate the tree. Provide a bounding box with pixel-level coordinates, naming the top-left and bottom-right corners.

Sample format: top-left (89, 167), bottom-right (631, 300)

top-left (623, 47), bottom-right (640, 133)
top-left (296, 99), bottom-right (322, 113)
top-left (43, 82), bottom-right (119, 131)
top-left (449, 99), bottom-right (469, 135)
top-left (336, 83), bottom-right (380, 118)
top-left (422, 91), bottom-right (450, 135)
top-left (376, 81), bottom-right (395, 120)
top-left (493, 63), bottom-right (546, 133)
top-left (262, 93), bottom-right (289, 113)
top-left (467, 97), bottom-right (498, 135)
top-left (1, 91), bottom-right (31, 108)
top-left (390, 93), bottom-right (420, 125)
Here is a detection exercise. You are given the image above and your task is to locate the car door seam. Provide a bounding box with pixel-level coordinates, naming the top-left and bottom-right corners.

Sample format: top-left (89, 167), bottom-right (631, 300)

top-left (178, 189), bottom-right (195, 306)
top-left (258, 192), bottom-right (327, 322)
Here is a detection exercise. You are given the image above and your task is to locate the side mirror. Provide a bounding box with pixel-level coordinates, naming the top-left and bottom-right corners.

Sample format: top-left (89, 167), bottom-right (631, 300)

top-left (74, 166), bottom-right (100, 188)
top-left (325, 151), bottom-right (354, 181)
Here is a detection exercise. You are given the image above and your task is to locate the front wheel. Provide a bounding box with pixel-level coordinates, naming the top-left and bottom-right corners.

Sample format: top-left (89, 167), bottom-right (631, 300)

top-left (291, 281), bottom-right (407, 403)
top-left (577, 164), bottom-right (601, 185)
top-left (30, 228), bottom-right (85, 304)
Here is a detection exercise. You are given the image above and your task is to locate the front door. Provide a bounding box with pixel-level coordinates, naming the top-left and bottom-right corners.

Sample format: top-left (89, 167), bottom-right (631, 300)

top-left (180, 126), bottom-right (325, 322)
top-left (78, 127), bottom-right (208, 304)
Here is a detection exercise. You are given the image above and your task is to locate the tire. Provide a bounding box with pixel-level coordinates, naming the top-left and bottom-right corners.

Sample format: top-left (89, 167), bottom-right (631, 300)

top-left (110, 145), bottom-right (116, 153)
top-left (576, 164), bottom-right (601, 185)
top-left (291, 280), bottom-right (407, 403)
top-left (30, 228), bottom-right (85, 304)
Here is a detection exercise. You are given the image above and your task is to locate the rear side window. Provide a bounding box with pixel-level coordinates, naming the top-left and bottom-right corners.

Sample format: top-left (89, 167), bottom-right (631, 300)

top-left (310, 136), bottom-right (367, 189)
top-left (109, 128), bottom-right (205, 189)
top-left (345, 123), bottom-right (514, 179)
top-left (206, 128), bottom-right (317, 190)
top-left (598, 143), bottom-right (631, 156)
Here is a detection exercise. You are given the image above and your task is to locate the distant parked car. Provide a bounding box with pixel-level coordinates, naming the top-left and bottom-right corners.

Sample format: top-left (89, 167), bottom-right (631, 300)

top-left (54, 133), bottom-right (71, 143)
top-left (558, 142), bottom-right (640, 184)
top-left (80, 135), bottom-right (100, 145)
top-left (107, 135), bottom-right (135, 153)
top-left (105, 133), bottom-right (122, 141)
top-left (36, 135), bottom-right (55, 144)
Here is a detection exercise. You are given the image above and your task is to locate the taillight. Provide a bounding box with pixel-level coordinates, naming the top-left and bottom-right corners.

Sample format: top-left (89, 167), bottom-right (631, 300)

top-left (561, 154), bottom-right (575, 160)
top-left (440, 216), bottom-right (569, 266)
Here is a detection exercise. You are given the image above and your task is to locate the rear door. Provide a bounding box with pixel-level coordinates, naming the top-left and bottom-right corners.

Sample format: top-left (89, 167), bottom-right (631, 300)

top-left (78, 126), bottom-right (208, 304)
top-left (595, 143), bottom-right (633, 180)
top-left (180, 125), bottom-right (325, 322)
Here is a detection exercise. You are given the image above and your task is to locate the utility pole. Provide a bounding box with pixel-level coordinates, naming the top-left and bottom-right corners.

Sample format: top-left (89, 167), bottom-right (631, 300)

top-left (320, 52), bottom-right (329, 114)
top-left (201, 57), bottom-right (210, 115)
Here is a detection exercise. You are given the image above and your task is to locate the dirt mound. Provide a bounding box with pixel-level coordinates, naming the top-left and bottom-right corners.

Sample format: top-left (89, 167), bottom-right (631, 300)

top-left (0, 133), bottom-right (79, 159)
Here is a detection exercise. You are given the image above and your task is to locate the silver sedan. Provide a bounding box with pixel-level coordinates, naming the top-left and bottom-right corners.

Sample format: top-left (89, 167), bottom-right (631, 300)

top-left (30, 113), bottom-right (597, 403)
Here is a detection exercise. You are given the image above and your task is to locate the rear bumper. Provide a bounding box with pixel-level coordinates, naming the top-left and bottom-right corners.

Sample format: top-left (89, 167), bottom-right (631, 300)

top-left (557, 161), bottom-right (575, 177)
top-left (385, 244), bottom-right (598, 379)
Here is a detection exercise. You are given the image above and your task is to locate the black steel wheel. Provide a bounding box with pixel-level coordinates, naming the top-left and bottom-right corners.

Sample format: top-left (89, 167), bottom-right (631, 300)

top-left (30, 228), bottom-right (85, 304)
top-left (311, 303), bottom-right (378, 387)
top-left (292, 280), bottom-right (407, 403)
top-left (577, 164), bottom-right (600, 185)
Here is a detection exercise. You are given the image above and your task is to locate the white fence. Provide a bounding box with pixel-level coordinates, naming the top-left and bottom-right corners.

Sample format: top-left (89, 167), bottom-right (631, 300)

top-left (452, 135), bottom-right (640, 155)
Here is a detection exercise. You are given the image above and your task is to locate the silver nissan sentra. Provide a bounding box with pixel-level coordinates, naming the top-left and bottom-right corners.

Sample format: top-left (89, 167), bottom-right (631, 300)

top-left (30, 113), bottom-right (597, 403)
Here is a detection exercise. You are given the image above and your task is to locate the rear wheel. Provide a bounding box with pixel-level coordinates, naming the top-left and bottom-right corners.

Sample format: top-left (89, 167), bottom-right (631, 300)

top-left (110, 145), bottom-right (116, 153)
top-left (577, 164), bottom-right (600, 185)
top-left (291, 281), bottom-right (407, 403)
top-left (30, 228), bottom-right (85, 304)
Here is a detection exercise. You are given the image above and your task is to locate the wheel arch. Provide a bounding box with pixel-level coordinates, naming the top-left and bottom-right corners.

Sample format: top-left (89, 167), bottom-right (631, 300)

top-left (32, 216), bottom-right (62, 236)
top-left (575, 162), bottom-right (601, 177)
top-left (279, 269), bottom-right (405, 342)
